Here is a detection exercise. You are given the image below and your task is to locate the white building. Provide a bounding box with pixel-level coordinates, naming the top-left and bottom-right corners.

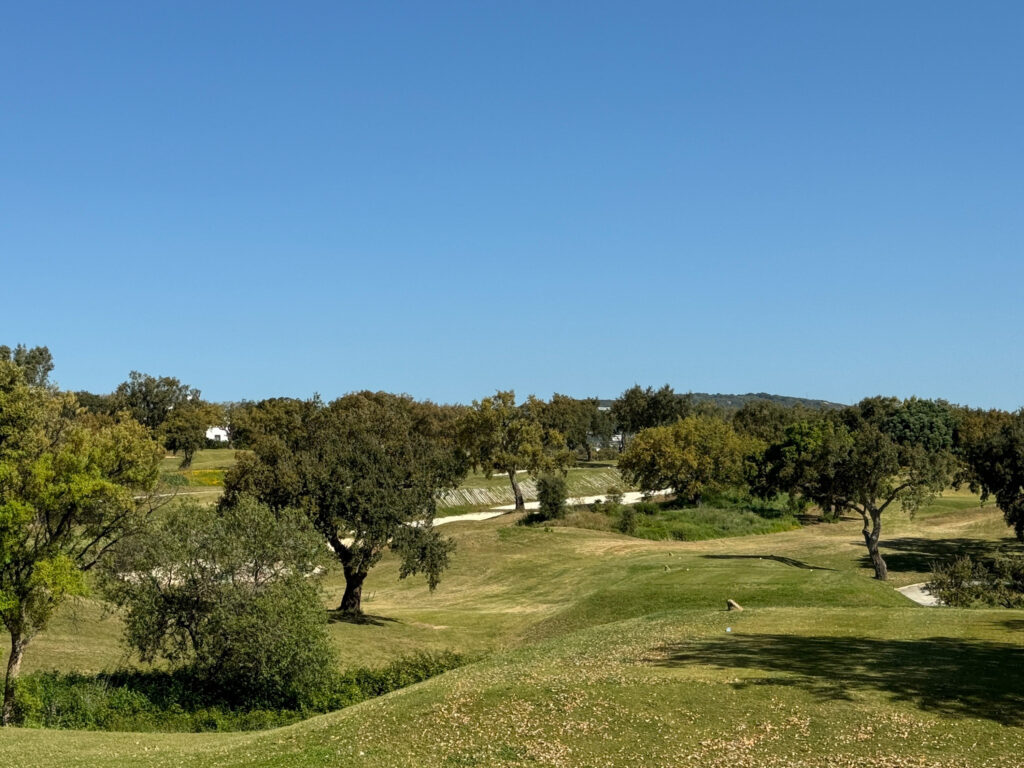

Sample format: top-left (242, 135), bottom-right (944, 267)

top-left (205, 426), bottom-right (229, 443)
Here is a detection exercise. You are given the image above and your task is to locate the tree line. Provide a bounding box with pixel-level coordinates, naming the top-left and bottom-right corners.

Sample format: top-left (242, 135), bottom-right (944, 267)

top-left (2, 345), bottom-right (1023, 723)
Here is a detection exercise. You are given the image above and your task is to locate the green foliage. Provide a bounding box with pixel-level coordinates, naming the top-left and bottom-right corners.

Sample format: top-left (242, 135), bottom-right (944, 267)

top-left (11, 652), bottom-right (465, 732)
top-left (757, 398), bottom-right (958, 580)
top-left (632, 500), bottom-right (660, 516)
top-left (610, 384), bottom-right (692, 435)
top-left (112, 371), bottom-right (199, 431)
top-left (223, 392), bottom-right (467, 613)
top-left (459, 390), bottom-right (572, 509)
top-left (0, 361), bottom-right (162, 722)
top-left (162, 400), bottom-right (224, 468)
top-left (536, 474), bottom-right (568, 521)
top-left (101, 497), bottom-right (336, 710)
top-left (530, 394), bottom-right (611, 460)
top-left (224, 397), bottom-right (311, 450)
top-left (616, 505), bottom-right (637, 535)
top-left (928, 554), bottom-right (1024, 608)
top-left (581, 491), bottom-right (799, 542)
top-left (0, 345), bottom-right (53, 388)
top-left (961, 410), bottom-right (1024, 540)
top-left (618, 414), bottom-right (755, 504)
top-left (732, 399), bottom-right (819, 444)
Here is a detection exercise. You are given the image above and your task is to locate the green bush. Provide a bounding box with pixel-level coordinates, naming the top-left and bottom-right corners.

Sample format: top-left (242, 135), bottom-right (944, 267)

top-left (536, 474), bottom-right (568, 521)
top-left (12, 652), bottom-right (465, 732)
top-left (928, 555), bottom-right (1024, 608)
top-left (101, 497), bottom-right (336, 711)
top-left (605, 486), bottom-right (625, 505)
top-left (617, 506), bottom-right (638, 535)
top-left (632, 501), bottom-right (660, 516)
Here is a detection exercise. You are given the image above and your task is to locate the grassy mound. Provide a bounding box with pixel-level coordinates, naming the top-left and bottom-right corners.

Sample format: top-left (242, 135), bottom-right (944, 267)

top-left (3, 490), bottom-right (1024, 765)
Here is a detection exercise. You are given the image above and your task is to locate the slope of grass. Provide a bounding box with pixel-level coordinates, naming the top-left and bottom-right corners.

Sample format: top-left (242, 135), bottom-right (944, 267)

top-left (4, 490), bottom-right (1024, 765)
top-left (5, 605), bottom-right (1023, 767)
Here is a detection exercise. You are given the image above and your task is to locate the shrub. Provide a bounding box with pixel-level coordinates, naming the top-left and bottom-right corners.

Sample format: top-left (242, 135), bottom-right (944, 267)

top-left (536, 474), bottom-right (568, 521)
top-left (101, 497), bottom-right (335, 710)
top-left (928, 555), bottom-right (1024, 608)
top-left (633, 501), bottom-right (660, 516)
top-left (617, 506), bottom-right (638, 535)
top-left (606, 486), bottom-right (625, 505)
top-left (11, 652), bottom-right (465, 732)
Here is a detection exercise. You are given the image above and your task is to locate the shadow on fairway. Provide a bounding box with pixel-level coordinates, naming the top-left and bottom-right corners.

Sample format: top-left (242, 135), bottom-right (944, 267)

top-left (327, 610), bottom-right (400, 626)
top-left (653, 633), bottom-right (1024, 725)
top-left (865, 537), bottom-right (1024, 574)
top-left (702, 554), bottom-right (833, 570)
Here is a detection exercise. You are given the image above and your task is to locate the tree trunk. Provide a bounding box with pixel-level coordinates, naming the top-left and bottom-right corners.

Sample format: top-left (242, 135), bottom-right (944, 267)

top-left (339, 566), bottom-right (367, 614)
top-left (584, 443), bottom-right (593, 462)
top-left (861, 510), bottom-right (888, 581)
top-left (2, 633), bottom-right (26, 726)
top-left (509, 469), bottom-right (525, 511)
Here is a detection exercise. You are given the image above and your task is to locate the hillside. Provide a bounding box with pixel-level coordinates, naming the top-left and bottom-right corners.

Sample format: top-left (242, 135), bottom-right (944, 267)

top-left (4, 491), bottom-right (1024, 767)
top-left (597, 392), bottom-right (845, 412)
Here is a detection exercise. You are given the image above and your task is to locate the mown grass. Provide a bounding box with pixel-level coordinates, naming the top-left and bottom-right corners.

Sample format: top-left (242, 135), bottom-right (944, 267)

top-left (3, 489), bottom-right (1023, 765)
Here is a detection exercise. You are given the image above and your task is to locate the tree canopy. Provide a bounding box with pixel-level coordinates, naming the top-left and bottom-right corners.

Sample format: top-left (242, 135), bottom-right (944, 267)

top-left (162, 399), bottom-right (225, 468)
top-left (757, 398), bottom-right (956, 580)
top-left (222, 392), bottom-right (467, 614)
top-left (618, 414), bottom-right (753, 505)
top-left (0, 345), bottom-right (53, 388)
top-left (0, 361), bottom-right (162, 723)
top-left (963, 410), bottom-right (1024, 539)
top-left (459, 391), bottom-right (572, 510)
top-left (611, 384), bottom-right (692, 437)
top-left (112, 371), bottom-right (199, 431)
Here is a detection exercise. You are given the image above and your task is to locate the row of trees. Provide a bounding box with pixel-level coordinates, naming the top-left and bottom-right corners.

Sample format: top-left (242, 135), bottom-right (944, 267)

top-left (618, 397), bottom-right (1024, 582)
top-left (78, 370), bottom-right (224, 469)
top-left (3, 346), bottom-right (1022, 720)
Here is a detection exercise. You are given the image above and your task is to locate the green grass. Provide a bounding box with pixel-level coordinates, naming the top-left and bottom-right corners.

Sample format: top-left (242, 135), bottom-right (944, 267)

top-left (4, 489), bottom-right (1024, 765)
top-left (156, 455), bottom-right (623, 512)
top-left (159, 449), bottom-right (240, 473)
top-left (439, 464), bottom-right (627, 508)
top-left (560, 492), bottom-right (802, 542)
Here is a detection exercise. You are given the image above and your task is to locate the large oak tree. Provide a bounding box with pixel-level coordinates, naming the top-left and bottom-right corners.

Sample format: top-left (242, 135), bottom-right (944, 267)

top-left (758, 398), bottom-right (956, 580)
top-left (222, 392), bottom-right (467, 614)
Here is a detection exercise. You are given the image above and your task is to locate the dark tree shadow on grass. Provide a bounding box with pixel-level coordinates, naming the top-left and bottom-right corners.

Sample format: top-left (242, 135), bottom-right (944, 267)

top-left (702, 554), bottom-right (834, 570)
top-left (862, 537), bottom-right (1024, 575)
top-left (652, 634), bottom-right (1024, 726)
top-left (327, 610), bottom-right (400, 626)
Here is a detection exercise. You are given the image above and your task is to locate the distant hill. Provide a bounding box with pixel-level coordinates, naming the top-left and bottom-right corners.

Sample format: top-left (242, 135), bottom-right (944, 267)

top-left (597, 392), bottom-right (846, 412)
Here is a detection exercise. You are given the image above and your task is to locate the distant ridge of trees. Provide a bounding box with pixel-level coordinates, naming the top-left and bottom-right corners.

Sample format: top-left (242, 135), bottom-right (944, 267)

top-left (597, 393), bottom-right (846, 413)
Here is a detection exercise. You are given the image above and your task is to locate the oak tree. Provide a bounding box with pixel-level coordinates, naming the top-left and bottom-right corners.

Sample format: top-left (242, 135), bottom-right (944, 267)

top-left (0, 362), bottom-right (162, 723)
top-left (222, 392), bottom-right (467, 614)
top-left (459, 391), bottom-right (572, 510)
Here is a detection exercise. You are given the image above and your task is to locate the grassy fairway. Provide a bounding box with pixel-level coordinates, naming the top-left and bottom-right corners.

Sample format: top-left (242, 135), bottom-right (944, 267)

top-left (4, 490), bottom-right (1024, 766)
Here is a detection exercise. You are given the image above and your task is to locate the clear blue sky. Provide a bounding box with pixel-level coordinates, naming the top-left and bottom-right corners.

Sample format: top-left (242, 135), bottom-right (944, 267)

top-left (2, 2), bottom-right (1021, 408)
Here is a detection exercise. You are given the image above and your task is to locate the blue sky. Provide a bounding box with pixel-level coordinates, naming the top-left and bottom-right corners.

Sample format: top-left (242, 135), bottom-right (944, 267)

top-left (2, 2), bottom-right (1021, 408)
